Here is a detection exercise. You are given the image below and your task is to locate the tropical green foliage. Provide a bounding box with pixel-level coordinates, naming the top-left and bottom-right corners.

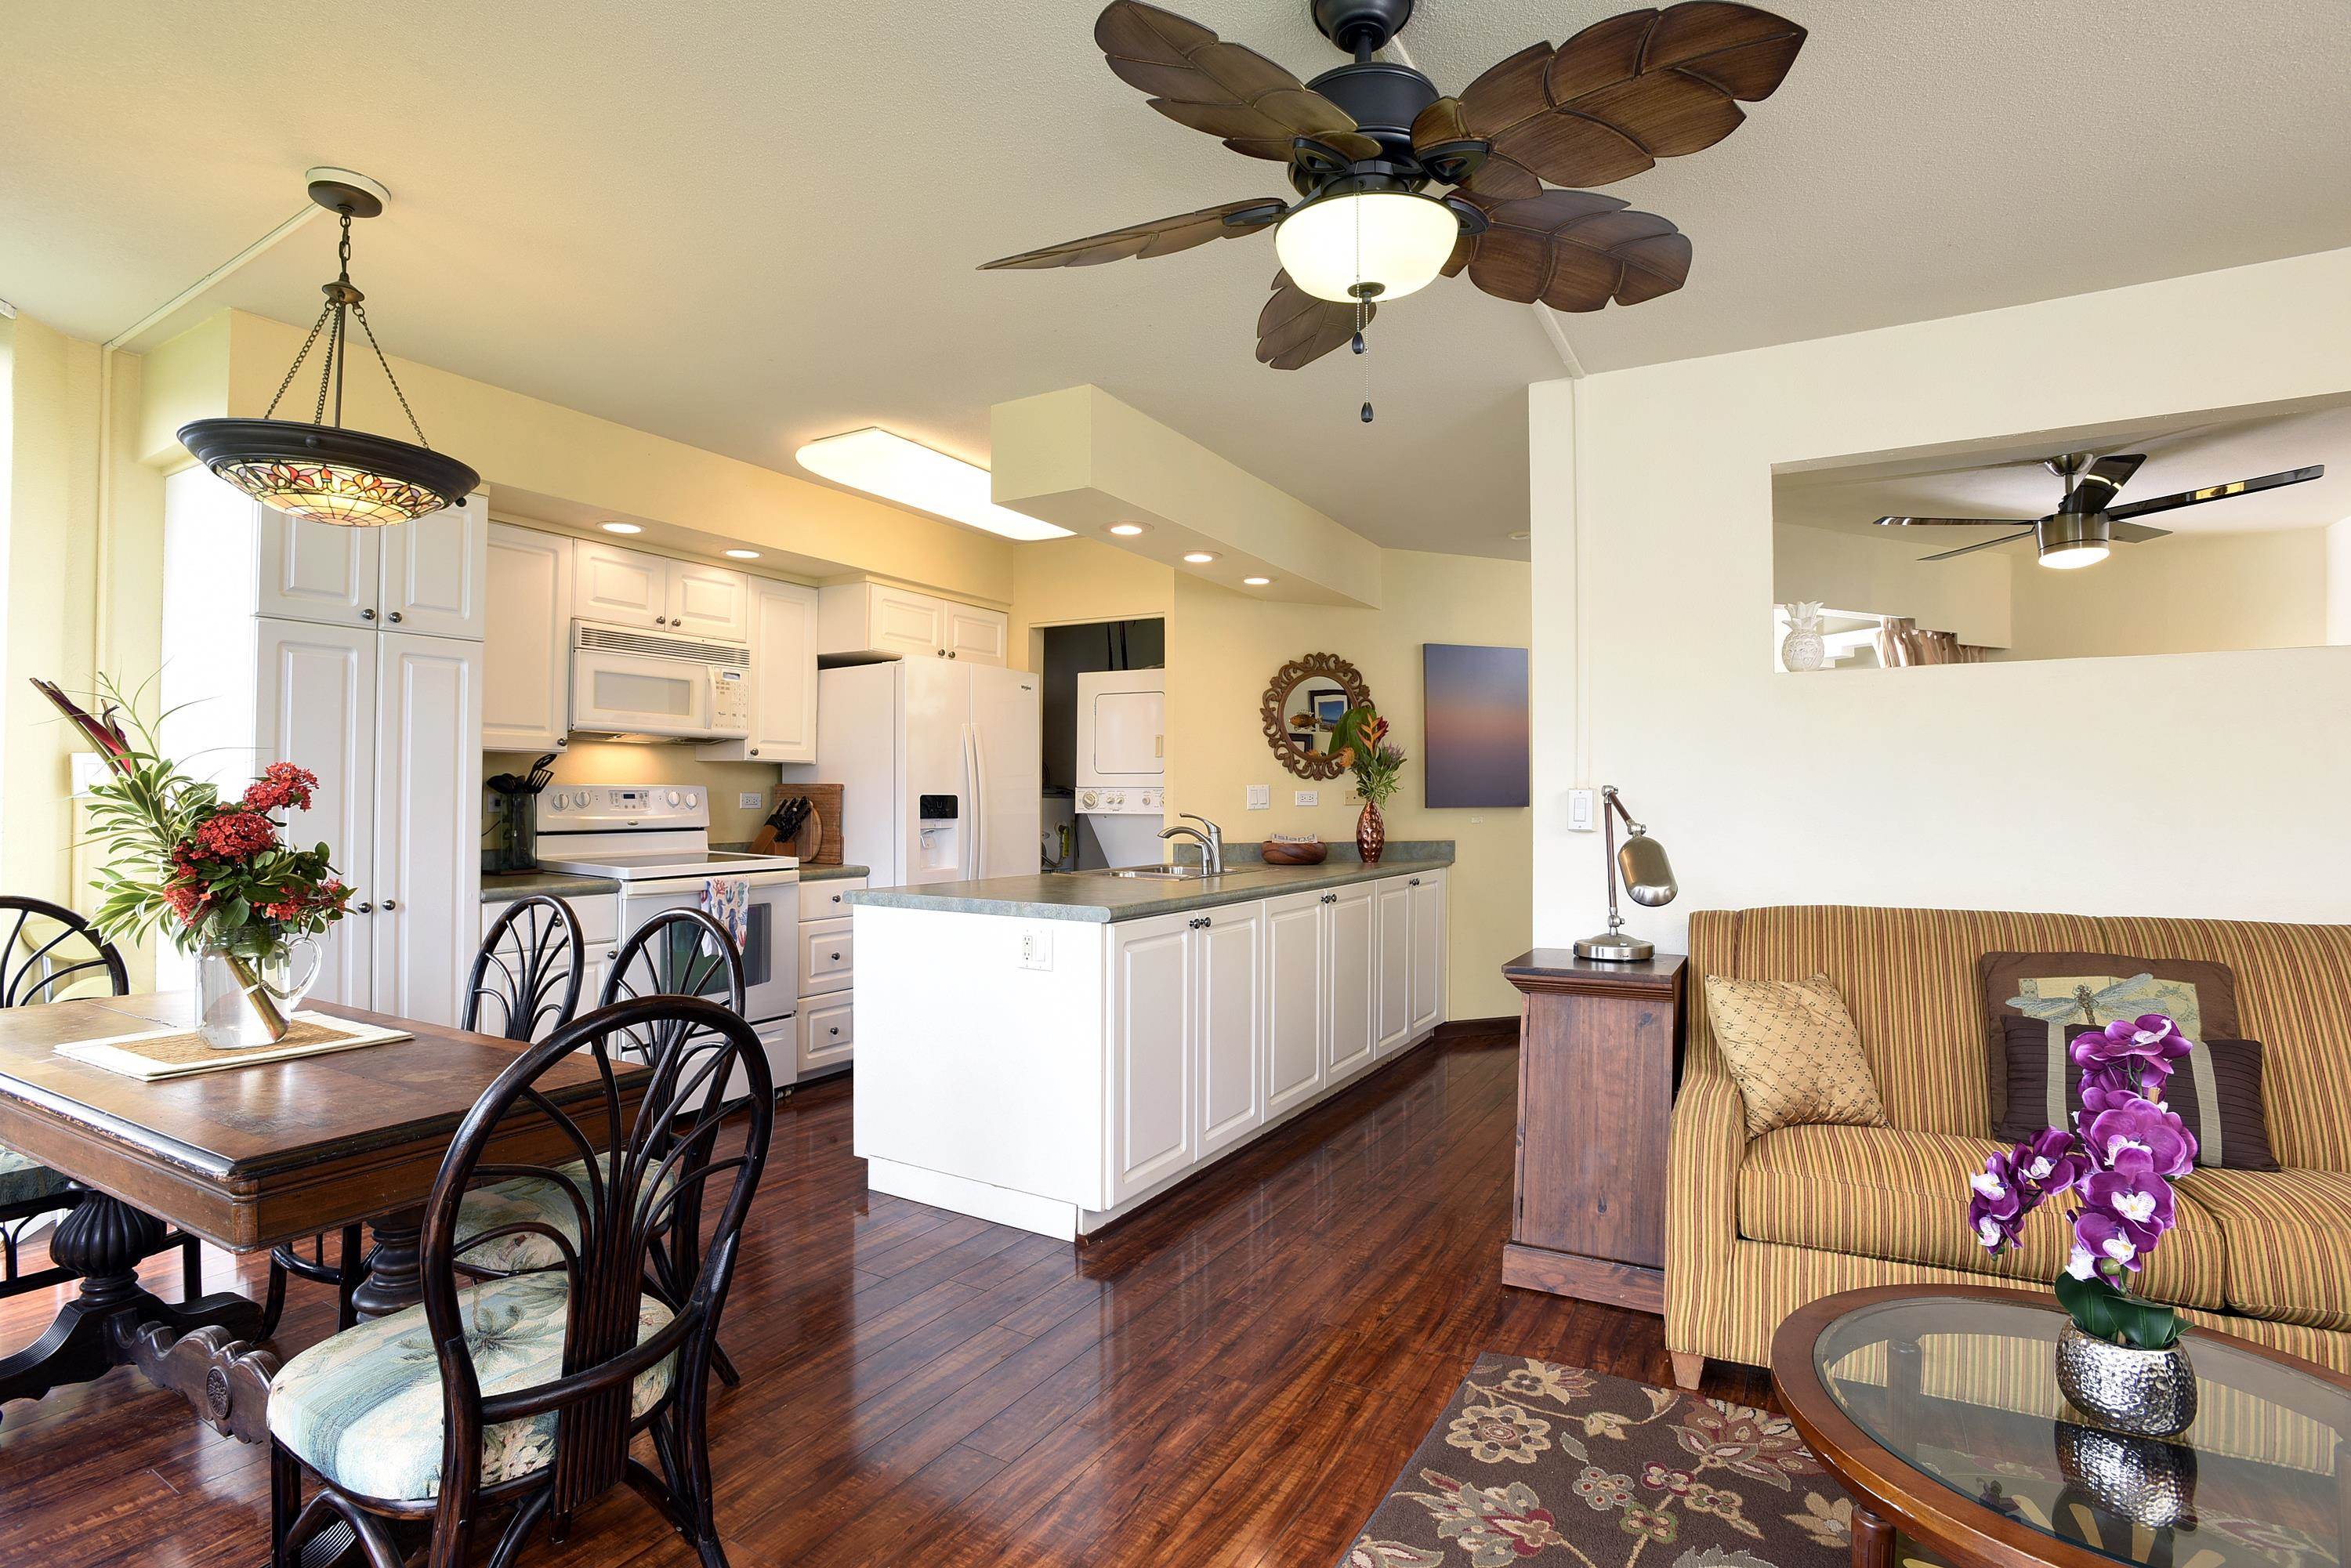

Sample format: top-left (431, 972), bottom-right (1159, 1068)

top-left (1332, 704), bottom-right (1407, 808)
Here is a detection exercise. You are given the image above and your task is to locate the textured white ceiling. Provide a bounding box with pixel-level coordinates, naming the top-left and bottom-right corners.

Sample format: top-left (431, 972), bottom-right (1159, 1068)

top-left (5, 0), bottom-right (2347, 559)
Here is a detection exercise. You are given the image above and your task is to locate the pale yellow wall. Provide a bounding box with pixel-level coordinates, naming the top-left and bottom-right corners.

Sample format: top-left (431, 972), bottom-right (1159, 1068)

top-left (1531, 246), bottom-right (2351, 952)
top-left (2001, 527), bottom-right (2327, 661)
top-left (2330, 517), bottom-right (2351, 646)
top-left (1773, 520), bottom-right (2012, 647)
top-left (1008, 534), bottom-right (1176, 670)
top-left (1161, 554), bottom-right (1533, 1019)
top-left (141, 309), bottom-right (1018, 603)
top-left (485, 743), bottom-right (781, 846)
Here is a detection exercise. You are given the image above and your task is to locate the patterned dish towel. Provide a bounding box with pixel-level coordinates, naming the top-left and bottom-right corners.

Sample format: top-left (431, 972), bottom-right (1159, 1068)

top-left (700, 878), bottom-right (750, 949)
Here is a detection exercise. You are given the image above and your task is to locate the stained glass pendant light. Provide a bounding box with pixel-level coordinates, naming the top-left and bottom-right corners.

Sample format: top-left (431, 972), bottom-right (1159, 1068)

top-left (179, 172), bottom-right (477, 526)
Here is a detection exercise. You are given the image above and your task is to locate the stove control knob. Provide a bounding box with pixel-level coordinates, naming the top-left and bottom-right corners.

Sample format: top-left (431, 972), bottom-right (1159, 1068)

top-left (684, 791), bottom-right (698, 808)
top-left (551, 792), bottom-right (568, 810)
top-left (1080, 791), bottom-right (1097, 810)
top-left (665, 790), bottom-right (682, 806)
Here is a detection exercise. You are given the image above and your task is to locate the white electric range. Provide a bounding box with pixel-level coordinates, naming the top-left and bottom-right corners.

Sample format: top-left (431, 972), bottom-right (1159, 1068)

top-left (536, 784), bottom-right (799, 1089)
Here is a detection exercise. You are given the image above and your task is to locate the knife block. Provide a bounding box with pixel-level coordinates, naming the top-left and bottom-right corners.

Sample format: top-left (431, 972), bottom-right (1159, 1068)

top-left (758, 784), bottom-right (843, 865)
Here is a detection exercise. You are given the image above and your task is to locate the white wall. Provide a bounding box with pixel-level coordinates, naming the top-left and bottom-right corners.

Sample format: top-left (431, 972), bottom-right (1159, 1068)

top-left (1531, 248), bottom-right (2351, 951)
top-left (2329, 516), bottom-right (2351, 646)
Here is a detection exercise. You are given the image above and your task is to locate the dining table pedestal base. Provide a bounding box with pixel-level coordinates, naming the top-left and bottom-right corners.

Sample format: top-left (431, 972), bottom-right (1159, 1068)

top-left (0, 1190), bottom-right (268, 1429)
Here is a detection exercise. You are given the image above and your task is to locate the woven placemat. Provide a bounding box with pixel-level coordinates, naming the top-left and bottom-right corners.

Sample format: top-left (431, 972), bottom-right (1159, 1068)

top-left (57, 1012), bottom-right (411, 1081)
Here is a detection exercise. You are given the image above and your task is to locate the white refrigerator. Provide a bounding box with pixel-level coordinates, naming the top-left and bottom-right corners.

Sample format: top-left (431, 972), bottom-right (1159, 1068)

top-left (788, 661), bottom-right (1041, 887)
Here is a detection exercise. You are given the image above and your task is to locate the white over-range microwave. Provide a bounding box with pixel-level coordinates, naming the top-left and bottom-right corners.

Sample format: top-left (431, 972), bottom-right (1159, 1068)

top-left (569, 620), bottom-right (752, 742)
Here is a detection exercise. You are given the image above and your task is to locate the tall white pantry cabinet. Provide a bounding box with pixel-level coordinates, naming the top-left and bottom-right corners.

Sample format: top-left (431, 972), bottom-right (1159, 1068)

top-left (159, 467), bottom-right (487, 1026)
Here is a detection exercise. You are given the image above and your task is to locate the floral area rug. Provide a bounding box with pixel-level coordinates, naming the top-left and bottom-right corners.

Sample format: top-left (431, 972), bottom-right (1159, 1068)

top-left (1340, 1355), bottom-right (1856, 1568)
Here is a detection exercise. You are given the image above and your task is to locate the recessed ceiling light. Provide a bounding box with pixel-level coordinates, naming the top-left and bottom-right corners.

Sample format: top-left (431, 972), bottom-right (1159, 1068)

top-left (723, 549), bottom-right (760, 559)
top-left (601, 521), bottom-right (643, 534)
top-left (795, 427), bottom-right (1073, 542)
top-left (1183, 551), bottom-right (1218, 564)
top-left (1242, 576), bottom-right (1272, 586)
top-left (1107, 522), bottom-right (1149, 537)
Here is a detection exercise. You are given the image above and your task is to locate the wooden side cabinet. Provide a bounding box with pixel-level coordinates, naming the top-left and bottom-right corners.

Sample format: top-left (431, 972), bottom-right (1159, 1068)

top-left (1500, 949), bottom-right (1686, 1315)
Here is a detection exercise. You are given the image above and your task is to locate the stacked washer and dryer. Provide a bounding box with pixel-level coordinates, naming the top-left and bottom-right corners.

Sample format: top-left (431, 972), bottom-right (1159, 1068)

top-left (1074, 669), bottom-right (1166, 868)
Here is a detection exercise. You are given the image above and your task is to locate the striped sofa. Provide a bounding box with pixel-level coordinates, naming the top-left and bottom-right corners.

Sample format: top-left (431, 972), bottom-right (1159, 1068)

top-left (1665, 905), bottom-right (2351, 1387)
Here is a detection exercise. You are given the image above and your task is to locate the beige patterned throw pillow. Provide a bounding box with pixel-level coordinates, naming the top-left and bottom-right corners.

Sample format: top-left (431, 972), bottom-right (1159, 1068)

top-left (1704, 972), bottom-right (1889, 1138)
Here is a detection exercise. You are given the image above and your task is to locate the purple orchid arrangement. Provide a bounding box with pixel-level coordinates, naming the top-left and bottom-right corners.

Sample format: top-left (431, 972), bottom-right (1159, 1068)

top-left (1966, 1014), bottom-right (2197, 1348)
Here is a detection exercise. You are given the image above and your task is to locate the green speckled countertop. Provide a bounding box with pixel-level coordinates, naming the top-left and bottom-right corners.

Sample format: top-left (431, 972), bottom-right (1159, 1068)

top-left (799, 864), bottom-right (870, 882)
top-left (480, 870), bottom-right (618, 903)
top-left (842, 846), bottom-right (1452, 924)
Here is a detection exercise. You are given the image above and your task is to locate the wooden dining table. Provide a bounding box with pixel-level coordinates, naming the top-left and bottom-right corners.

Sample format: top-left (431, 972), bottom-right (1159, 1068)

top-left (0, 992), bottom-right (643, 1442)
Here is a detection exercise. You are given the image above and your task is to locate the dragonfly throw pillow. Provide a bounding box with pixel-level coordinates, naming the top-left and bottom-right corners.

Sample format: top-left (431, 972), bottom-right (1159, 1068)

top-left (1976, 951), bottom-right (2241, 1128)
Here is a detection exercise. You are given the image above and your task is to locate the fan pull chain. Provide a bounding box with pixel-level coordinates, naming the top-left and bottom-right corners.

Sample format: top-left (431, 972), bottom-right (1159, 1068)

top-left (1353, 195), bottom-right (1373, 424)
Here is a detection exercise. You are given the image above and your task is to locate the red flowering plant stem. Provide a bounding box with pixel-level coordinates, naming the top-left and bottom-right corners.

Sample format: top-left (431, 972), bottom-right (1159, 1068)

top-left (34, 674), bottom-right (353, 1034)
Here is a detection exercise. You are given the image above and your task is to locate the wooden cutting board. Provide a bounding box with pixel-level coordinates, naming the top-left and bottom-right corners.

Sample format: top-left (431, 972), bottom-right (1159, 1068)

top-left (755, 784), bottom-right (843, 865)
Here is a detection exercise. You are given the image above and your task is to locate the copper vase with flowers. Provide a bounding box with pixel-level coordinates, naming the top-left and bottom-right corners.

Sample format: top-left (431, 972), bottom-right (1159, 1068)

top-left (37, 676), bottom-right (353, 1048)
top-left (1332, 705), bottom-right (1405, 865)
top-left (1965, 1012), bottom-right (2202, 1438)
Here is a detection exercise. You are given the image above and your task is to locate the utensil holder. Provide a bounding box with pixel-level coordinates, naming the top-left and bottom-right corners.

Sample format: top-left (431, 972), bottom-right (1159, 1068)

top-left (484, 788), bottom-right (540, 873)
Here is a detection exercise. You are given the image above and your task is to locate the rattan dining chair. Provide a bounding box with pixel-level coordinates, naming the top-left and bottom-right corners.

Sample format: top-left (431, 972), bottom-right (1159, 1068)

top-left (261, 895), bottom-right (589, 1338)
top-left (0, 896), bottom-right (203, 1302)
top-left (266, 994), bottom-right (773, 1568)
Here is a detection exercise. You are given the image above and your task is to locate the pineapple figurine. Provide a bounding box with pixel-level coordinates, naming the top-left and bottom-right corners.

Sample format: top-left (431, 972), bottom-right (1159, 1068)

top-left (1779, 600), bottom-right (1828, 672)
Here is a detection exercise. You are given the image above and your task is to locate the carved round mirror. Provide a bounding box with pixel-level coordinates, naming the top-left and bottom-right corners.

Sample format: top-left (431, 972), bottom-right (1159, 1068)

top-left (1260, 653), bottom-right (1372, 780)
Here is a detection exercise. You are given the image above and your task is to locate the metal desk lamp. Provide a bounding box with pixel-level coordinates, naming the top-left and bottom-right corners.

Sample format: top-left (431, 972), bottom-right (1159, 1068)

top-left (1574, 786), bottom-right (1678, 961)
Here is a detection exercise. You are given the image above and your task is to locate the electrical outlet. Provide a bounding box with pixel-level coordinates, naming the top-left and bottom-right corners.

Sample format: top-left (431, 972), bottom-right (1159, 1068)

top-left (1245, 784), bottom-right (1270, 810)
top-left (1018, 925), bottom-right (1054, 970)
top-left (738, 791), bottom-right (764, 810)
top-left (1294, 789), bottom-right (1319, 807)
top-left (1568, 788), bottom-right (1597, 831)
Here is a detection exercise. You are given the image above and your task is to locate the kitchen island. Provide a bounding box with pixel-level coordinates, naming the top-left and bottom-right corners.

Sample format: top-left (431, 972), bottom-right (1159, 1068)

top-left (844, 847), bottom-right (1451, 1239)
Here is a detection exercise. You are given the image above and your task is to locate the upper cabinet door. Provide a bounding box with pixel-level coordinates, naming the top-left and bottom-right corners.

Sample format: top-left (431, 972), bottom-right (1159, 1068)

top-left (944, 603), bottom-right (1009, 666)
top-left (868, 585), bottom-right (947, 658)
top-left (254, 508), bottom-right (382, 628)
top-left (572, 540), bottom-right (667, 628)
top-left (380, 495), bottom-right (488, 640)
top-left (748, 578), bottom-right (818, 761)
top-left (483, 523), bottom-right (572, 751)
top-left (665, 562), bottom-right (752, 643)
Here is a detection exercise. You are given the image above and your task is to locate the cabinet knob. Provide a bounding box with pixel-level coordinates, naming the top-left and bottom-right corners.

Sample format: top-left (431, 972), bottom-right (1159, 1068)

top-left (948, 650), bottom-right (958, 659)
top-left (387, 610), bottom-right (404, 623)
top-left (556, 737), bottom-right (567, 748)
top-left (607, 949), bottom-right (618, 961)
top-left (355, 901), bottom-right (375, 914)
top-left (360, 607), bottom-right (377, 621)
top-left (1320, 893), bottom-right (1337, 905)
top-left (1408, 878), bottom-right (1422, 886)
top-left (748, 747), bottom-right (759, 756)
top-left (830, 951), bottom-right (842, 961)
top-left (828, 1026), bottom-right (840, 1037)
top-left (382, 899), bottom-right (399, 911)
top-left (831, 893), bottom-right (842, 904)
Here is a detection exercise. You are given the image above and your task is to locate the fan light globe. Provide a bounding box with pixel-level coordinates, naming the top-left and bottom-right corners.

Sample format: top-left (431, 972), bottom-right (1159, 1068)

top-left (1274, 192), bottom-right (1459, 303)
top-left (2040, 542), bottom-right (2110, 570)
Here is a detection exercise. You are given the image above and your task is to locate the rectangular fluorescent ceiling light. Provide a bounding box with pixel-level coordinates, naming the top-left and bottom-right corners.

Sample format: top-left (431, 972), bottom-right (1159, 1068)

top-left (795, 427), bottom-right (1071, 541)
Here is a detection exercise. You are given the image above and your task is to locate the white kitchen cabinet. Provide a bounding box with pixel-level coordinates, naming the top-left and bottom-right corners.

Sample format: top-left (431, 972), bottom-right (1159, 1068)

top-left (944, 603), bottom-right (1009, 665)
top-left (370, 634), bottom-right (487, 1025)
top-left (252, 619), bottom-right (379, 1009)
top-left (237, 490), bottom-right (487, 639)
top-left (571, 541), bottom-right (751, 641)
top-left (1194, 904), bottom-right (1264, 1159)
top-left (818, 581), bottom-right (1007, 665)
top-left (799, 994), bottom-right (856, 1076)
top-left (1262, 889), bottom-right (1328, 1119)
top-left (483, 523), bottom-right (573, 751)
top-left (1326, 882), bottom-right (1376, 1081)
top-left (1374, 878), bottom-right (1415, 1056)
top-left (696, 574), bottom-right (819, 764)
top-left (799, 918), bottom-right (854, 996)
top-left (792, 875), bottom-right (864, 1080)
top-left (1110, 913), bottom-right (1194, 1204)
top-left (1408, 871), bottom-right (1447, 1036)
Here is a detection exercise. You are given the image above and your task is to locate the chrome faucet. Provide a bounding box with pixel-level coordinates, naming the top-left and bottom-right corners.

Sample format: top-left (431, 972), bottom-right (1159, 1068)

top-left (1158, 813), bottom-right (1225, 875)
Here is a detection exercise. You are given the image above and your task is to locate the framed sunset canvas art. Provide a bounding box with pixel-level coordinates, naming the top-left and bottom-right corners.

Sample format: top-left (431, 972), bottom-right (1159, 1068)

top-left (1422, 643), bottom-right (1529, 808)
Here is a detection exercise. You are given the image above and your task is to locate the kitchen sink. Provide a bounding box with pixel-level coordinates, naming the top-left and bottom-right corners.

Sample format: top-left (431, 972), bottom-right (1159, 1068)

top-left (1070, 865), bottom-right (1218, 880)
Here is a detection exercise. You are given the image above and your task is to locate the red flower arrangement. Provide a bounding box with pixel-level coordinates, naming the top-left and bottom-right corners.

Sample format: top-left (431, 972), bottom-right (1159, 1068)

top-left (33, 675), bottom-right (353, 1033)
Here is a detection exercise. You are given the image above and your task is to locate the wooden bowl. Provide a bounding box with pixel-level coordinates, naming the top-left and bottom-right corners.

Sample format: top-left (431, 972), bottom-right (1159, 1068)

top-left (1260, 839), bottom-right (1328, 866)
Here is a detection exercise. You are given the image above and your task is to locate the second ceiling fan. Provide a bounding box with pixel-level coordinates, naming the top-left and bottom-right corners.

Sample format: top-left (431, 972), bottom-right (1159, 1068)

top-left (1875, 452), bottom-right (2326, 570)
top-left (981, 0), bottom-right (1809, 383)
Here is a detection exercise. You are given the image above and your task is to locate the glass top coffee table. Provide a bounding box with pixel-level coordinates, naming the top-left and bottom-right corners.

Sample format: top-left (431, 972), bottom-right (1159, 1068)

top-left (1772, 1285), bottom-right (2351, 1568)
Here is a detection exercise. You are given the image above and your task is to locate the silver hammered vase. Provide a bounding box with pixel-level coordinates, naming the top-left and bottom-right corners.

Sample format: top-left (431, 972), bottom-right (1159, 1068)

top-left (2055, 1321), bottom-right (2199, 1438)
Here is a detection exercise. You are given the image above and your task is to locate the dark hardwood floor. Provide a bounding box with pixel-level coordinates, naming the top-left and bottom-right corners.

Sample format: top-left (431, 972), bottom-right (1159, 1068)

top-left (0, 1023), bottom-right (1767, 1566)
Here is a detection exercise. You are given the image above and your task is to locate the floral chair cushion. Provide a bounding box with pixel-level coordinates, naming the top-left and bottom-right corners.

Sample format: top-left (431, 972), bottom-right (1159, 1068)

top-left (266, 1270), bottom-right (674, 1504)
top-left (455, 1156), bottom-right (680, 1274)
top-left (0, 1146), bottom-right (74, 1211)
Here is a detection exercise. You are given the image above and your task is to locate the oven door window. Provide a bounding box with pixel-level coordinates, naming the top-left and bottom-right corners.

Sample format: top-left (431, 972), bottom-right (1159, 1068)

top-left (654, 898), bottom-right (771, 996)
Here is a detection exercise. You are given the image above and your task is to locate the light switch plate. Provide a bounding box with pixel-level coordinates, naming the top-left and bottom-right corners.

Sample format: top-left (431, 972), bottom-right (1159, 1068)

top-left (1567, 788), bottom-right (1597, 831)
top-left (1294, 789), bottom-right (1319, 806)
top-left (1018, 925), bottom-right (1054, 970)
top-left (1246, 784), bottom-right (1270, 810)
top-left (738, 791), bottom-right (765, 810)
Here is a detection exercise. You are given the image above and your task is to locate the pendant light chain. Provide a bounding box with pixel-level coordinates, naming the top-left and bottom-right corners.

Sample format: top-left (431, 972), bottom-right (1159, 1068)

top-left (1353, 193), bottom-right (1373, 425)
top-left (352, 302), bottom-right (430, 448)
top-left (262, 301), bottom-right (335, 420)
top-left (256, 208), bottom-right (431, 448)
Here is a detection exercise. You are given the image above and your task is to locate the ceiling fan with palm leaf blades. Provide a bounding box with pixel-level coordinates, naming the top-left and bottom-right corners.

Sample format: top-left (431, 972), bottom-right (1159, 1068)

top-left (1875, 451), bottom-right (2326, 570)
top-left (980, 0), bottom-right (1809, 410)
